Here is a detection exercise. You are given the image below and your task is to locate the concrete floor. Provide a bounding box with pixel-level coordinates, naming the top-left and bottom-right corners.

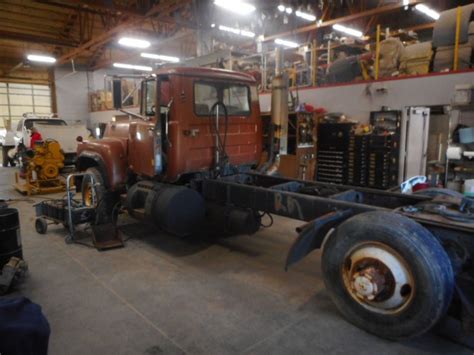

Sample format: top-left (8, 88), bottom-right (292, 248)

top-left (0, 166), bottom-right (471, 355)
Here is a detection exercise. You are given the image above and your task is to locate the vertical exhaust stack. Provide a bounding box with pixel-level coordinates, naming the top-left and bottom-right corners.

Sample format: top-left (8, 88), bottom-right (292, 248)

top-left (264, 47), bottom-right (289, 174)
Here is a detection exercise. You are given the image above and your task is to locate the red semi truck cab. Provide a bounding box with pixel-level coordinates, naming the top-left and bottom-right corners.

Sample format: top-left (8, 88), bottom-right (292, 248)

top-left (77, 67), bottom-right (262, 190)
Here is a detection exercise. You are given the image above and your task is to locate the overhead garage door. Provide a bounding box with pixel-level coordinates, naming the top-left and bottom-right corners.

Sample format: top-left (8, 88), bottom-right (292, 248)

top-left (0, 83), bottom-right (52, 133)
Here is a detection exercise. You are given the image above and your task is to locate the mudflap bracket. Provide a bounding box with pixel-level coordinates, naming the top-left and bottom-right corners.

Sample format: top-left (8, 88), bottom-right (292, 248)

top-left (285, 209), bottom-right (353, 270)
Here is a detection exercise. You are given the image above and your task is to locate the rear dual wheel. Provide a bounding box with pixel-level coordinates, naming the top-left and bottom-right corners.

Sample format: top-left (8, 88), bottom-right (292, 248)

top-left (322, 211), bottom-right (454, 340)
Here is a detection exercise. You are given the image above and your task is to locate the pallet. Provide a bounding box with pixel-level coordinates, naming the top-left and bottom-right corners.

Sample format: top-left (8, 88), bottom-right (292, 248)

top-left (14, 172), bottom-right (66, 196)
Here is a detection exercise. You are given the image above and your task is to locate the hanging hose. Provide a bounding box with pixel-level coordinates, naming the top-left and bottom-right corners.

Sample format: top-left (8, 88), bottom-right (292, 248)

top-left (209, 101), bottom-right (230, 175)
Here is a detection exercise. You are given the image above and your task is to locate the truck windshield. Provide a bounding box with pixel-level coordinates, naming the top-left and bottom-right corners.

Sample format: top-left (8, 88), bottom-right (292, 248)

top-left (22, 119), bottom-right (67, 130)
top-left (194, 82), bottom-right (250, 116)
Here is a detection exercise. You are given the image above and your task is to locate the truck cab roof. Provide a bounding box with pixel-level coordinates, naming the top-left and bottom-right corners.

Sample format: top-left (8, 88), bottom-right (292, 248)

top-left (154, 67), bottom-right (257, 83)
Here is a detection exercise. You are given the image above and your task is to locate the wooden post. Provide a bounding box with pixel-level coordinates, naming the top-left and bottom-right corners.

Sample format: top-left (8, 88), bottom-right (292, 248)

top-left (453, 6), bottom-right (462, 71)
top-left (311, 39), bottom-right (317, 87)
top-left (48, 68), bottom-right (58, 115)
top-left (375, 24), bottom-right (381, 80)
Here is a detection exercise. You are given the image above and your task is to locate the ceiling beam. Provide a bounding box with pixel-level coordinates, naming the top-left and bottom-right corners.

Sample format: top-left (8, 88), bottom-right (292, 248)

top-left (34, 0), bottom-right (145, 17)
top-left (0, 76), bottom-right (50, 85)
top-left (0, 16), bottom-right (66, 33)
top-left (263, 1), bottom-right (421, 42)
top-left (56, 0), bottom-right (190, 65)
top-left (0, 7), bottom-right (70, 22)
top-left (364, 22), bottom-right (435, 40)
top-left (0, 30), bottom-right (79, 47)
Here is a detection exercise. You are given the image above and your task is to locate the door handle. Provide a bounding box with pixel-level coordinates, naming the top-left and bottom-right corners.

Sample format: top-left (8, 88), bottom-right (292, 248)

top-left (183, 129), bottom-right (199, 137)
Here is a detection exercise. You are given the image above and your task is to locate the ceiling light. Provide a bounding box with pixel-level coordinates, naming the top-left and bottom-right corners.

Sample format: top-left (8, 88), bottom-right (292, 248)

top-left (219, 25), bottom-right (255, 38)
top-left (332, 24), bottom-right (363, 38)
top-left (214, 0), bottom-right (255, 15)
top-left (274, 38), bottom-right (299, 48)
top-left (240, 30), bottom-right (256, 38)
top-left (211, 23), bottom-right (216, 28)
top-left (295, 10), bottom-right (316, 21)
top-left (277, 5), bottom-right (285, 12)
top-left (415, 4), bottom-right (440, 20)
top-left (118, 37), bottom-right (150, 48)
top-left (285, 7), bottom-right (293, 14)
top-left (219, 25), bottom-right (240, 35)
top-left (141, 53), bottom-right (180, 62)
top-left (113, 63), bottom-right (152, 71)
top-left (27, 54), bottom-right (56, 63)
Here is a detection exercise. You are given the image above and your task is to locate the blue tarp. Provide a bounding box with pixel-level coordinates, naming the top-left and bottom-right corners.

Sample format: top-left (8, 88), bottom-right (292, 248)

top-left (0, 297), bottom-right (50, 355)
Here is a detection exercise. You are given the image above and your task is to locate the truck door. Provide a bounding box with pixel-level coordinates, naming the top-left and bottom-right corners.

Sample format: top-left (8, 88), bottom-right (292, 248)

top-left (182, 81), bottom-right (258, 171)
top-left (128, 79), bottom-right (160, 177)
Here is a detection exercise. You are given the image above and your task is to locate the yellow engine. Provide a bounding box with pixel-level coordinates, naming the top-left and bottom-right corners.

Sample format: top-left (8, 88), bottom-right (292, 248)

top-left (28, 140), bottom-right (65, 180)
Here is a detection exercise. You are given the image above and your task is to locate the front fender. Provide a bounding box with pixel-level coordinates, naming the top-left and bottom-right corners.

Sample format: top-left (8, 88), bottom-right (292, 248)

top-left (77, 138), bottom-right (128, 190)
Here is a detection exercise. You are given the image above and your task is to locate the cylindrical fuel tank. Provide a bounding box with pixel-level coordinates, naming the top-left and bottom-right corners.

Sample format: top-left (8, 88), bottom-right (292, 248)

top-left (205, 203), bottom-right (261, 236)
top-left (0, 208), bottom-right (23, 268)
top-left (126, 181), bottom-right (205, 237)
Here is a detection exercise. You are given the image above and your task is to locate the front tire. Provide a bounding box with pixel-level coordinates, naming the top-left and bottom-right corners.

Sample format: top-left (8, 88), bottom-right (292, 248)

top-left (81, 167), bottom-right (117, 224)
top-left (322, 211), bottom-right (454, 340)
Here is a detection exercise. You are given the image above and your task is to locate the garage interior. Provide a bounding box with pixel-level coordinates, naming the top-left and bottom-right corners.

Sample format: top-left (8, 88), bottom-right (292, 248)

top-left (0, 0), bottom-right (474, 354)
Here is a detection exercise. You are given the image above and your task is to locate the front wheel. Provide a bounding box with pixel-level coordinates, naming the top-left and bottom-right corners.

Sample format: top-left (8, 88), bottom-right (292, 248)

top-left (35, 218), bottom-right (48, 234)
top-left (81, 167), bottom-right (117, 224)
top-left (322, 211), bottom-right (454, 340)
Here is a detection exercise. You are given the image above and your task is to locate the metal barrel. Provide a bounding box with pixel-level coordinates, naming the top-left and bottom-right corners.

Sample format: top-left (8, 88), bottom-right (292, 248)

top-left (0, 208), bottom-right (23, 268)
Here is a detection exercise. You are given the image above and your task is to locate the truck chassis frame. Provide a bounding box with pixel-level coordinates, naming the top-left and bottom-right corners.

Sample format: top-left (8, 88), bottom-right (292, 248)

top-left (199, 172), bottom-right (474, 344)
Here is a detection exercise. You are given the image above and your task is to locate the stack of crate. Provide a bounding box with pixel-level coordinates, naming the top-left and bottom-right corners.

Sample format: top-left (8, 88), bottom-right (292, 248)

top-left (399, 42), bottom-right (433, 75)
top-left (316, 123), bottom-right (354, 184)
top-left (368, 134), bottom-right (399, 189)
top-left (347, 134), bottom-right (370, 186)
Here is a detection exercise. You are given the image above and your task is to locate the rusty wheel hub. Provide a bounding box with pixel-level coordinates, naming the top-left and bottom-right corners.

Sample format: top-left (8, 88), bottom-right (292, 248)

top-left (84, 184), bottom-right (94, 207)
top-left (351, 265), bottom-right (387, 301)
top-left (343, 242), bottom-right (415, 314)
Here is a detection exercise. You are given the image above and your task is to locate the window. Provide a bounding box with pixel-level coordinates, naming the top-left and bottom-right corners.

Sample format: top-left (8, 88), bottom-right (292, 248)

top-left (0, 83), bottom-right (52, 131)
top-left (24, 119), bottom-right (66, 130)
top-left (194, 81), bottom-right (250, 116)
top-left (143, 80), bottom-right (156, 116)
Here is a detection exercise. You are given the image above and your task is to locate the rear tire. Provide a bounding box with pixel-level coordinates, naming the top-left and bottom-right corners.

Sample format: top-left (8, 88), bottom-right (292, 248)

top-left (322, 211), bottom-right (454, 340)
top-left (81, 167), bottom-right (117, 224)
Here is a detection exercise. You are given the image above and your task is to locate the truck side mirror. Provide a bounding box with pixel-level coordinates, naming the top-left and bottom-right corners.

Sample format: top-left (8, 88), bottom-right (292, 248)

top-left (112, 79), bottom-right (122, 109)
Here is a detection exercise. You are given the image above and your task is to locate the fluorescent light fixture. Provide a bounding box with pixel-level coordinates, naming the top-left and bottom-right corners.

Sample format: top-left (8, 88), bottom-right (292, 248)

top-left (118, 37), bottom-right (150, 48)
top-left (27, 54), bottom-right (56, 63)
top-left (332, 24), bottom-right (363, 38)
top-left (285, 7), bottom-right (293, 14)
top-left (113, 63), bottom-right (152, 71)
top-left (219, 25), bottom-right (255, 38)
top-left (274, 38), bottom-right (299, 48)
top-left (415, 4), bottom-right (440, 20)
top-left (214, 0), bottom-right (255, 15)
top-left (141, 53), bottom-right (180, 62)
top-left (240, 30), bottom-right (256, 38)
top-left (277, 5), bottom-right (285, 12)
top-left (219, 25), bottom-right (240, 35)
top-left (295, 10), bottom-right (316, 21)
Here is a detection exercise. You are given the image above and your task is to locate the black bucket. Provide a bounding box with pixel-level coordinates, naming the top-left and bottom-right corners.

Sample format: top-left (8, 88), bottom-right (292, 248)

top-left (0, 208), bottom-right (23, 268)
